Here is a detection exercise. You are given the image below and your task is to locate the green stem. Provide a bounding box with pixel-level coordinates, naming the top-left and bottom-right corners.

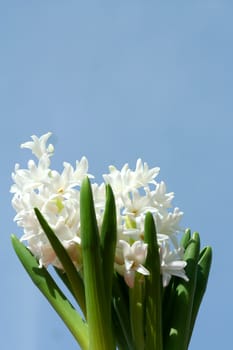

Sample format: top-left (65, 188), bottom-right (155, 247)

top-left (129, 273), bottom-right (145, 350)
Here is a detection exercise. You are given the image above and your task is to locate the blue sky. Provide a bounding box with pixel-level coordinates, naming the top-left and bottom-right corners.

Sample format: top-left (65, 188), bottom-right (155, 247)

top-left (1, 1), bottom-right (232, 349)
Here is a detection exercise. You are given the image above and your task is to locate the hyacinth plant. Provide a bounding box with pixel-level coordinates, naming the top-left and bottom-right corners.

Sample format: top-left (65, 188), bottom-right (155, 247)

top-left (11, 132), bottom-right (212, 350)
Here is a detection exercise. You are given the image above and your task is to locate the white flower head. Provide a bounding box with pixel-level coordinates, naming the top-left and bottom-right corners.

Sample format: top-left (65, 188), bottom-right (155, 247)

top-left (151, 181), bottom-right (174, 209)
top-left (160, 241), bottom-right (188, 287)
top-left (21, 132), bottom-right (54, 159)
top-left (11, 133), bottom-right (187, 289)
top-left (103, 158), bottom-right (160, 196)
top-left (103, 163), bottom-right (131, 197)
top-left (132, 158), bottom-right (160, 188)
top-left (11, 132), bottom-right (91, 270)
top-left (115, 240), bottom-right (149, 288)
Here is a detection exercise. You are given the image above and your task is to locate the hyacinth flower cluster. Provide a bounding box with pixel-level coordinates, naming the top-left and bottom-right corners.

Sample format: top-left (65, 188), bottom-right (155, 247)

top-left (11, 133), bottom-right (212, 350)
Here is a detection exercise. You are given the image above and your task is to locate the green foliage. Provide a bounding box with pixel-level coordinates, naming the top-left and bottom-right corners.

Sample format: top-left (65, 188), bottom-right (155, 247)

top-left (11, 235), bottom-right (89, 350)
top-left (11, 181), bottom-right (212, 350)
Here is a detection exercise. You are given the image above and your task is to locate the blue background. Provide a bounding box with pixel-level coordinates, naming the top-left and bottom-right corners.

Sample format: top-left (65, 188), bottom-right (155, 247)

top-left (1, 1), bottom-right (232, 349)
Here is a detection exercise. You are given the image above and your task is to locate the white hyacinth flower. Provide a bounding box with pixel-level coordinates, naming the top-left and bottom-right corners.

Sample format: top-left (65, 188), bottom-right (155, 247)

top-left (11, 132), bottom-right (188, 288)
top-left (160, 241), bottom-right (189, 287)
top-left (115, 240), bottom-right (150, 288)
top-left (11, 133), bottom-right (90, 268)
top-left (20, 132), bottom-right (54, 159)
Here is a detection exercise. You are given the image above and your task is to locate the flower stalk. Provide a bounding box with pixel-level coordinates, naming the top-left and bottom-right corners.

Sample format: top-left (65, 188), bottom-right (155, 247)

top-left (129, 273), bottom-right (145, 350)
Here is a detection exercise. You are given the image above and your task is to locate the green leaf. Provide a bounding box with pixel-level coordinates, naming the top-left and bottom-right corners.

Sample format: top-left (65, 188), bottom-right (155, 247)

top-left (162, 276), bottom-right (176, 343)
top-left (164, 232), bottom-right (200, 350)
top-left (144, 212), bottom-right (163, 350)
top-left (11, 235), bottom-right (88, 350)
top-left (80, 177), bottom-right (115, 350)
top-left (100, 184), bottom-right (117, 310)
top-left (112, 273), bottom-right (134, 350)
top-left (180, 229), bottom-right (191, 249)
top-left (34, 208), bottom-right (86, 317)
top-left (112, 297), bottom-right (132, 350)
top-left (188, 246), bottom-right (212, 345)
top-left (53, 267), bottom-right (82, 308)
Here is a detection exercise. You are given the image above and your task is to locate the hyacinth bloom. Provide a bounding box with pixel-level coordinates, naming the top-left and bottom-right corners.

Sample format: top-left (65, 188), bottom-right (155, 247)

top-left (11, 132), bottom-right (212, 350)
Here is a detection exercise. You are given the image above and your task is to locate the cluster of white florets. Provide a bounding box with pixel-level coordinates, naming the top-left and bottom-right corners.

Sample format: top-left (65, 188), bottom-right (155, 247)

top-left (11, 132), bottom-right (188, 288)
